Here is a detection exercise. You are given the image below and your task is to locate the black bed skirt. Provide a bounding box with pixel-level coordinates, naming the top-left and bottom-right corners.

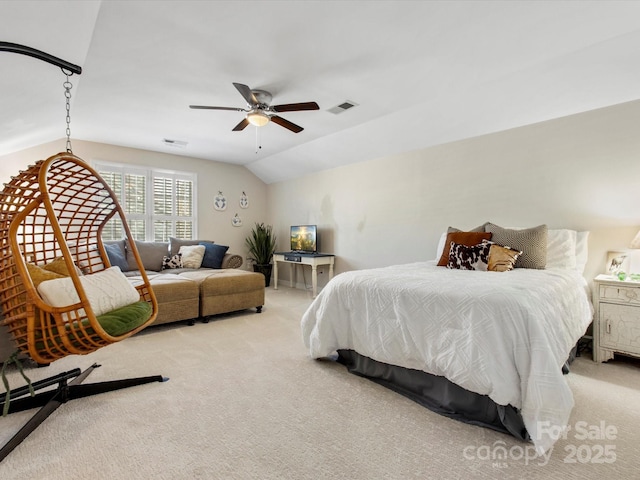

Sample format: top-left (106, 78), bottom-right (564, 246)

top-left (336, 346), bottom-right (578, 442)
top-left (336, 349), bottom-right (530, 440)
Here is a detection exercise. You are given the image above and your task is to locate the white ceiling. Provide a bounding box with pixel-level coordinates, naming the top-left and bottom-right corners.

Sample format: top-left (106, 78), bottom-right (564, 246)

top-left (2, 1), bottom-right (640, 184)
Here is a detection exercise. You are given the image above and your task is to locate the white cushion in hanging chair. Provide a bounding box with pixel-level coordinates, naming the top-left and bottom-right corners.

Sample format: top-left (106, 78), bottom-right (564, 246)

top-left (37, 266), bottom-right (140, 316)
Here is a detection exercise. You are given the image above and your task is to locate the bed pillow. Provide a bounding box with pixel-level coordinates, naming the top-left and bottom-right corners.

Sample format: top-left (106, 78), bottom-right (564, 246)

top-left (437, 231), bottom-right (492, 266)
top-left (575, 231), bottom-right (589, 274)
top-left (485, 223), bottom-right (547, 269)
top-left (37, 266), bottom-right (140, 316)
top-left (546, 229), bottom-right (577, 270)
top-left (42, 257), bottom-right (83, 277)
top-left (199, 242), bottom-right (229, 269)
top-left (446, 242), bottom-right (491, 271)
top-left (179, 245), bottom-right (206, 269)
top-left (486, 242), bottom-right (522, 272)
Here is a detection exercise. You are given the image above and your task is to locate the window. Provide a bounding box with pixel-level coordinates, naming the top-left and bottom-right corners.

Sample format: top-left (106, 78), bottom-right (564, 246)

top-left (94, 161), bottom-right (197, 242)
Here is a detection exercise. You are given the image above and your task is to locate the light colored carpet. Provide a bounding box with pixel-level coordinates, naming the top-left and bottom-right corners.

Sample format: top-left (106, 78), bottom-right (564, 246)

top-left (1, 287), bottom-right (639, 480)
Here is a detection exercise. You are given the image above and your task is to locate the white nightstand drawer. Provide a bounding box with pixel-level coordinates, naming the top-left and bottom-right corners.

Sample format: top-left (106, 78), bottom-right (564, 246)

top-left (599, 284), bottom-right (640, 305)
top-left (599, 303), bottom-right (640, 355)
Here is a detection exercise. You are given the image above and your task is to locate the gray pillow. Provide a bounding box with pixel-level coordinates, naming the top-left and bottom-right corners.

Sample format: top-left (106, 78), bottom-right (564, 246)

top-left (169, 237), bottom-right (214, 257)
top-left (484, 223), bottom-right (548, 269)
top-left (126, 240), bottom-right (169, 272)
top-left (447, 222), bottom-right (489, 233)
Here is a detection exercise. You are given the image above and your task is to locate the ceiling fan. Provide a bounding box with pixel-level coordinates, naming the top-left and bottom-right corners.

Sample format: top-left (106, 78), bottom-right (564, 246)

top-left (189, 82), bottom-right (319, 133)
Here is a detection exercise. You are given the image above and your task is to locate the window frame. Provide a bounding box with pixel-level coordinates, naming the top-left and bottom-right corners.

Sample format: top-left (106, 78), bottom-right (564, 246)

top-left (93, 160), bottom-right (198, 242)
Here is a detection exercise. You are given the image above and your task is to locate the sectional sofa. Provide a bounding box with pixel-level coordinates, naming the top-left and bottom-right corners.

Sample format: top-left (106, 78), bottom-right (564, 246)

top-left (105, 237), bottom-right (265, 326)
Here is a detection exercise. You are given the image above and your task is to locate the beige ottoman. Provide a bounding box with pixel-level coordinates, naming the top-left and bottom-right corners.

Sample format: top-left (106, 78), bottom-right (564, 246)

top-left (139, 274), bottom-right (201, 326)
top-left (180, 270), bottom-right (265, 318)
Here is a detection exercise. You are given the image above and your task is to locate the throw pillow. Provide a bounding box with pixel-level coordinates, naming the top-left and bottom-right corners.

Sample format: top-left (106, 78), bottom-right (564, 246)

top-left (199, 242), bottom-right (229, 269)
top-left (169, 237), bottom-right (214, 257)
top-left (446, 242), bottom-right (491, 271)
top-left (447, 223), bottom-right (490, 233)
top-left (179, 245), bottom-right (206, 269)
top-left (162, 253), bottom-right (183, 270)
top-left (485, 242), bottom-right (522, 272)
top-left (27, 263), bottom-right (65, 287)
top-left (437, 231), bottom-right (492, 266)
top-left (42, 256), bottom-right (82, 276)
top-left (485, 223), bottom-right (548, 269)
top-left (125, 240), bottom-right (169, 272)
top-left (37, 266), bottom-right (140, 316)
top-left (104, 243), bottom-right (129, 272)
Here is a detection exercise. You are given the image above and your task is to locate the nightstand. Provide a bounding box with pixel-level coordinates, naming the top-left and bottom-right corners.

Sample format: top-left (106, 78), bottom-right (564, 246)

top-left (592, 274), bottom-right (640, 362)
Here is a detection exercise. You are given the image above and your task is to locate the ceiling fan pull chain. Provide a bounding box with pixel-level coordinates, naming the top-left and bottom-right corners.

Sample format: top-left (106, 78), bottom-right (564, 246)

top-left (255, 126), bottom-right (262, 154)
top-left (62, 68), bottom-right (74, 153)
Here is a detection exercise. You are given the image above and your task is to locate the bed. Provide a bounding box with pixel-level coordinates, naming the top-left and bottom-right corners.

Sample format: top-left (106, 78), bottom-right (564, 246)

top-left (301, 226), bottom-right (593, 454)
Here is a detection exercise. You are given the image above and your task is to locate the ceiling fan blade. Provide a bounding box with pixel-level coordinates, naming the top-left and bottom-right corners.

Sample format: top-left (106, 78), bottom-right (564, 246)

top-left (189, 105), bottom-right (245, 111)
top-left (271, 102), bottom-right (320, 112)
top-left (271, 115), bottom-right (304, 133)
top-left (233, 82), bottom-right (258, 106)
top-left (232, 118), bottom-right (250, 131)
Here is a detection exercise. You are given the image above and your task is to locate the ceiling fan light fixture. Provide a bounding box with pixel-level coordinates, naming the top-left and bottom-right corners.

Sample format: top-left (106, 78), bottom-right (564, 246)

top-left (247, 110), bottom-right (270, 127)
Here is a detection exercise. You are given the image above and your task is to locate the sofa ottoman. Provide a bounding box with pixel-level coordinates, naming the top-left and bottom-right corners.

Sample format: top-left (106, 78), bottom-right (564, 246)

top-left (179, 270), bottom-right (265, 318)
top-left (130, 273), bottom-right (200, 326)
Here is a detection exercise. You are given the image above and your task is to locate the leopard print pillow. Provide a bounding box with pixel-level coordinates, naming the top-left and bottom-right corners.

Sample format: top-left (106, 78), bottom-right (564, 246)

top-left (446, 242), bottom-right (490, 271)
top-left (162, 253), bottom-right (183, 270)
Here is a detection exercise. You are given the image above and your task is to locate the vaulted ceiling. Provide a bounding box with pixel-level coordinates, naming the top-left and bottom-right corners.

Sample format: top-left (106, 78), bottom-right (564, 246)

top-left (3, 1), bottom-right (640, 183)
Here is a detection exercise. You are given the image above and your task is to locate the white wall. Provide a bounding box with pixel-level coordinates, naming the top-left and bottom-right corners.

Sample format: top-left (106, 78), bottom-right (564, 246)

top-left (0, 139), bottom-right (268, 266)
top-left (267, 100), bottom-right (640, 289)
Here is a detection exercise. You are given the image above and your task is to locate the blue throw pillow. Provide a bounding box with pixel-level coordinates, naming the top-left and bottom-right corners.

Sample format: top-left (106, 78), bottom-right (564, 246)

top-left (199, 242), bottom-right (229, 269)
top-left (105, 242), bottom-right (129, 272)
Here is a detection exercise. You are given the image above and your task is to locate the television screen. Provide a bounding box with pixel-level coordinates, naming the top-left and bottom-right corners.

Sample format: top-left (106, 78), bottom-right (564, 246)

top-left (290, 225), bottom-right (317, 253)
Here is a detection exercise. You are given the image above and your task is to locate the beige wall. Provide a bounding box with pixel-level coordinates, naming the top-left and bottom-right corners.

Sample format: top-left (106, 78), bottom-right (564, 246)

top-left (267, 100), bottom-right (640, 290)
top-left (0, 140), bottom-right (268, 267)
top-left (4, 100), bottom-right (640, 289)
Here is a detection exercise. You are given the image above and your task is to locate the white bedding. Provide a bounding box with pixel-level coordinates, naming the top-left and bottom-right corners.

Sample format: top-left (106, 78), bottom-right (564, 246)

top-left (301, 261), bottom-right (593, 454)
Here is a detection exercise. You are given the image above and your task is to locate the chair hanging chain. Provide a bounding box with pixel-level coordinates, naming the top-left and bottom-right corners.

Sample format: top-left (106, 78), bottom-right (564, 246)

top-left (62, 68), bottom-right (73, 153)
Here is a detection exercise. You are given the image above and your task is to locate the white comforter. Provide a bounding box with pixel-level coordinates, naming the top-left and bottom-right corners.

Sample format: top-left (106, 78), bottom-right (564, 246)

top-left (301, 261), bottom-right (593, 454)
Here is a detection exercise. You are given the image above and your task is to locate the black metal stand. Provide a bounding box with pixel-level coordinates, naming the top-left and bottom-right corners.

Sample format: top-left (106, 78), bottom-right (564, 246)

top-left (0, 363), bottom-right (167, 462)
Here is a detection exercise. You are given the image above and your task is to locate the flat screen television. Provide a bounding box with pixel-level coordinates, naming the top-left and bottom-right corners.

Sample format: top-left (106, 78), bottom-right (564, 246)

top-left (290, 225), bottom-right (318, 253)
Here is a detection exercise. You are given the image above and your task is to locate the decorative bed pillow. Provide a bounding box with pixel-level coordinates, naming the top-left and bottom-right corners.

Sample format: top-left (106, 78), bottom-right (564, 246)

top-left (486, 242), bottom-right (522, 272)
top-left (437, 231), bottom-right (492, 266)
top-left (485, 223), bottom-right (548, 269)
top-left (199, 242), bottom-right (229, 269)
top-left (37, 266), bottom-right (140, 316)
top-left (162, 253), bottom-right (183, 270)
top-left (447, 223), bottom-right (489, 233)
top-left (446, 242), bottom-right (491, 271)
top-left (179, 245), bottom-right (206, 269)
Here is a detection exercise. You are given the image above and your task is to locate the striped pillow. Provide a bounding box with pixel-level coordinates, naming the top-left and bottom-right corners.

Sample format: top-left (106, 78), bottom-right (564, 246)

top-left (484, 223), bottom-right (548, 269)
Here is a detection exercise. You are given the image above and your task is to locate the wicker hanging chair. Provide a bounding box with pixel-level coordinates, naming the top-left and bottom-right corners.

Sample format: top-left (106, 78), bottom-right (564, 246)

top-left (0, 152), bottom-right (159, 362)
top-left (0, 152), bottom-right (164, 461)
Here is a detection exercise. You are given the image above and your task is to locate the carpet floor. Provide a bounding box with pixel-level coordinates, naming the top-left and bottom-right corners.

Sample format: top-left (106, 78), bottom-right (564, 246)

top-left (1, 287), bottom-right (639, 479)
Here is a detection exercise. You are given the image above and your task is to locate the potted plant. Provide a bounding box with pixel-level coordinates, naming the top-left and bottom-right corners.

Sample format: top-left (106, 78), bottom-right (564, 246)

top-left (245, 222), bottom-right (277, 286)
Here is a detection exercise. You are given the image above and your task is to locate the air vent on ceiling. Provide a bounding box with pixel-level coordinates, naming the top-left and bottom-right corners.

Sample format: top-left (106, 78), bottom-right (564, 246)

top-left (162, 138), bottom-right (188, 148)
top-left (327, 100), bottom-right (359, 115)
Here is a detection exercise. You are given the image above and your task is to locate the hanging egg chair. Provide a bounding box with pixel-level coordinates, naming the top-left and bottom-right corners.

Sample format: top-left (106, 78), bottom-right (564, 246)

top-left (0, 152), bottom-right (165, 462)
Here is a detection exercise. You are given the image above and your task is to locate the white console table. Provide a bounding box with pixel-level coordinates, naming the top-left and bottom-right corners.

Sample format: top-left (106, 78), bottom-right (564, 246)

top-left (273, 253), bottom-right (335, 298)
